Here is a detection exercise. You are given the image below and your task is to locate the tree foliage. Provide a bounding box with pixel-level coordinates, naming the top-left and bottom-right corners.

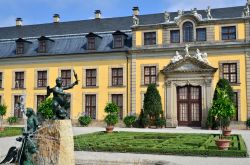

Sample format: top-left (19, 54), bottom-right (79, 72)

top-left (143, 84), bottom-right (163, 119)
top-left (38, 98), bottom-right (54, 120)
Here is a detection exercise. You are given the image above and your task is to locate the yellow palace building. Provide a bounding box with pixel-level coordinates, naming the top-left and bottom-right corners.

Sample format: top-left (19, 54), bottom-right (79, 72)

top-left (0, 2), bottom-right (250, 128)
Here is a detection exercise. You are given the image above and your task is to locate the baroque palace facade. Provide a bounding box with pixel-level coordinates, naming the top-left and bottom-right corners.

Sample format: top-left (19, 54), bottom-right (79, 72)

top-left (0, 1), bottom-right (250, 127)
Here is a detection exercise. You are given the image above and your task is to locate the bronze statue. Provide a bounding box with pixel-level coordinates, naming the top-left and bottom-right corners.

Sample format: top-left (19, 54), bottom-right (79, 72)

top-left (47, 70), bottom-right (78, 119)
top-left (26, 108), bottom-right (39, 133)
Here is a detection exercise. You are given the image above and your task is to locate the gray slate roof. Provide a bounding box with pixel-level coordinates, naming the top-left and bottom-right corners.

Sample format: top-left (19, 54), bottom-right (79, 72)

top-left (0, 33), bottom-right (132, 58)
top-left (0, 5), bottom-right (245, 59)
top-left (0, 6), bottom-right (245, 40)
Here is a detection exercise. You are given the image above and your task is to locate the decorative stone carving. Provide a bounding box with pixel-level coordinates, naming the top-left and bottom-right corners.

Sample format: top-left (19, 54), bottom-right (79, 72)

top-left (206, 6), bottom-right (213, 19)
top-left (164, 11), bottom-right (170, 23)
top-left (191, 8), bottom-right (202, 20)
top-left (243, 4), bottom-right (250, 17)
top-left (194, 49), bottom-right (209, 63)
top-left (174, 10), bottom-right (183, 21)
top-left (133, 15), bottom-right (139, 25)
top-left (184, 44), bottom-right (190, 57)
top-left (171, 51), bottom-right (183, 63)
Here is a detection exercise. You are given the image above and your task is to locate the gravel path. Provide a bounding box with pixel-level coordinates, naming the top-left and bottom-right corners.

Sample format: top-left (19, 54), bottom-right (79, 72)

top-left (1, 127), bottom-right (249, 165)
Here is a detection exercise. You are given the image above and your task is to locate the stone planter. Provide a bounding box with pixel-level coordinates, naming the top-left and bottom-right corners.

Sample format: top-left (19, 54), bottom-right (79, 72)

top-left (215, 139), bottom-right (231, 150)
top-left (106, 125), bottom-right (114, 133)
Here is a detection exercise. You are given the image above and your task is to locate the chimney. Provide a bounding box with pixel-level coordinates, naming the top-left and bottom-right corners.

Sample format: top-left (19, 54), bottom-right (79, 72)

top-left (95, 10), bottom-right (101, 19)
top-left (16, 18), bottom-right (23, 26)
top-left (53, 14), bottom-right (60, 23)
top-left (133, 6), bottom-right (139, 16)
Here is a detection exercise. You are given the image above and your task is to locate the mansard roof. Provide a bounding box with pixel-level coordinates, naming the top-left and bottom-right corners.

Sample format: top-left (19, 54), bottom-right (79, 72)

top-left (0, 6), bottom-right (245, 40)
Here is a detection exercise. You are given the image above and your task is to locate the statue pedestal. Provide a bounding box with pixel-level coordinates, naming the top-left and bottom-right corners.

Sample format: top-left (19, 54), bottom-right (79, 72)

top-left (35, 120), bottom-right (75, 165)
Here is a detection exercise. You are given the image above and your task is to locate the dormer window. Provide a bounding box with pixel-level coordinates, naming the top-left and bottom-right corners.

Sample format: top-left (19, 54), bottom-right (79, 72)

top-left (16, 42), bottom-right (24, 54)
top-left (112, 31), bottom-right (128, 49)
top-left (114, 35), bottom-right (123, 48)
top-left (39, 40), bottom-right (46, 53)
top-left (88, 37), bottom-right (96, 50)
top-left (86, 32), bottom-right (102, 50)
top-left (38, 36), bottom-right (54, 53)
top-left (15, 38), bottom-right (31, 55)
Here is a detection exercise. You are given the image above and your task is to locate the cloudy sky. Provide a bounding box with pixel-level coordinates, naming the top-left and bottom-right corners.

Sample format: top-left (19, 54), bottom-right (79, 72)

top-left (0, 0), bottom-right (247, 27)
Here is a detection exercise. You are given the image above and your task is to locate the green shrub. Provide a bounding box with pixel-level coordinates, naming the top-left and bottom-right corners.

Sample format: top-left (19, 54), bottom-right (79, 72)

top-left (7, 116), bottom-right (18, 125)
top-left (213, 79), bottom-right (234, 102)
top-left (78, 115), bottom-right (92, 127)
top-left (0, 104), bottom-right (7, 128)
top-left (123, 115), bottom-right (136, 127)
top-left (38, 98), bottom-right (53, 120)
top-left (104, 103), bottom-right (119, 126)
top-left (143, 84), bottom-right (163, 122)
top-left (246, 118), bottom-right (250, 128)
top-left (137, 109), bottom-right (149, 128)
top-left (155, 117), bottom-right (166, 128)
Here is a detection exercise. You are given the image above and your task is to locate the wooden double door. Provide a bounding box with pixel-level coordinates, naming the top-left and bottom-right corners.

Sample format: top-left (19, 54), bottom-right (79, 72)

top-left (177, 85), bottom-right (202, 127)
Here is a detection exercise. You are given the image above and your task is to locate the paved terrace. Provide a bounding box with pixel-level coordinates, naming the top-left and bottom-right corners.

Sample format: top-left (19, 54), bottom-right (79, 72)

top-left (0, 127), bottom-right (249, 165)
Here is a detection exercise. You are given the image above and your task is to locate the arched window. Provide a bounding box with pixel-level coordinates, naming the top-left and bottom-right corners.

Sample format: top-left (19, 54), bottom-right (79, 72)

top-left (183, 22), bottom-right (193, 42)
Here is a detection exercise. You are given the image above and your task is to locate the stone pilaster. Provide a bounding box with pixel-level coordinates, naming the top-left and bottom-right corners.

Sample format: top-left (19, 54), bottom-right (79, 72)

top-left (130, 54), bottom-right (137, 114)
top-left (246, 52), bottom-right (250, 118)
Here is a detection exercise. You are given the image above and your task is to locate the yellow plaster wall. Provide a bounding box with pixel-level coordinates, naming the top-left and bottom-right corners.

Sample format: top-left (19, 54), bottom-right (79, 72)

top-left (0, 59), bottom-right (129, 121)
top-left (208, 54), bottom-right (247, 121)
top-left (214, 25), bottom-right (220, 41)
top-left (135, 31), bottom-right (142, 46)
top-left (237, 23), bottom-right (245, 40)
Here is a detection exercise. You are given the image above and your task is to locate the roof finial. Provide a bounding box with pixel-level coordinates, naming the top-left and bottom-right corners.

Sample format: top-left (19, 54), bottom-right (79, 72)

top-left (133, 15), bottom-right (139, 26)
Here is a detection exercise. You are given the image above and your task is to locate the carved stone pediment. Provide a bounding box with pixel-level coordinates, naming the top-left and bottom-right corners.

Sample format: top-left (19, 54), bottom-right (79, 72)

top-left (162, 56), bottom-right (217, 74)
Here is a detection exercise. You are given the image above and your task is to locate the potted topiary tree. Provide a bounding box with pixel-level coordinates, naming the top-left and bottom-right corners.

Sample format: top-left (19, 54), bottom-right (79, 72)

top-left (0, 104), bottom-right (7, 131)
top-left (104, 102), bottom-right (119, 133)
top-left (143, 84), bottom-right (163, 127)
top-left (210, 88), bottom-right (236, 150)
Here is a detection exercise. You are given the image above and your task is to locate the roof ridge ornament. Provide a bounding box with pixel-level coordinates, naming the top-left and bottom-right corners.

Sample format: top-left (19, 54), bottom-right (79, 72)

top-left (164, 11), bottom-right (170, 23)
top-left (206, 6), bottom-right (213, 20)
top-left (171, 46), bottom-right (209, 64)
top-left (242, 3), bottom-right (250, 17)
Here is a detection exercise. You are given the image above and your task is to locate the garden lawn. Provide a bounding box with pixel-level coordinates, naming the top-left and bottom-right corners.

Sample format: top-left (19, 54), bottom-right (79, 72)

top-left (74, 132), bottom-right (248, 157)
top-left (0, 127), bottom-right (23, 138)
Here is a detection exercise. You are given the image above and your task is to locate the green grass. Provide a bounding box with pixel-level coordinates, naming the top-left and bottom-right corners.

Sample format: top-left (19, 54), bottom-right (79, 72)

top-left (74, 132), bottom-right (248, 157)
top-left (0, 127), bottom-right (23, 138)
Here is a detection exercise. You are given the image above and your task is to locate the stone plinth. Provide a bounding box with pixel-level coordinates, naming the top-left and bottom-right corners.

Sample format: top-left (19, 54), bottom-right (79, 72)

top-left (35, 120), bottom-right (75, 165)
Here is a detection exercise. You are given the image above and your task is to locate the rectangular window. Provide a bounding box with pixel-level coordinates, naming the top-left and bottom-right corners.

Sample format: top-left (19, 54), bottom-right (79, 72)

top-left (170, 30), bottom-right (180, 43)
top-left (144, 32), bottom-right (156, 45)
top-left (15, 72), bottom-right (24, 88)
top-left (144, 66), bottom-right (156, 85)
top-left (112, 94), bottom-right (123, 119)
top-left (37, 95), bottom-right (46, 111)
top-left (86, 69), bottom-right (96, 86)
top-left (87, 37), bottom-right (96, 50)
top-left (16, 42), bottom-right (24, 54)
top-left (222, 26), bottom-right (236, 40)
top-left (85, 95), bottom-right (96, 119)
top-left (14, 95), bottom-right (23, 118)
top-left (37, 71), bottom-right (47, 87)
top-left (222, 63), bottom-right (237, 83)
top-left (38, 40), bottom-right (46, 53)
top-left (196, 28), bottom-right (207, 41)
top-left (114, 35), bottom-right (123, 48)
top-left (0, 72), bottom-right (2, 88)
top-left (232, 92), bottom-right (238, 121)
top-left (0, 95), bottom-right (2, 104)
top-left (61, 70), bottom-right (71, 86)
top-left (112, 68), bottom-right (123, 86)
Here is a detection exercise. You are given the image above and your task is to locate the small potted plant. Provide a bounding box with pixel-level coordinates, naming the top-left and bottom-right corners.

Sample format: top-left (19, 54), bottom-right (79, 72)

top-left (246, 118), bottom-right (250, 130)
top-left (104, 102), bottom-right (119, 133)
top-left (0, 104), bottom-right (7, 131)
top-left (155, 116), bottom-right (166, 128)
top-left (210, 88), bottom-right (236, 150)
top-left (7, 116), bottom-right (18, 125)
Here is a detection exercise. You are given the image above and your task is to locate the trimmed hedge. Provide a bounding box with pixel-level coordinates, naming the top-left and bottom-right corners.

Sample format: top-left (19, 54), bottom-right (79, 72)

top-left (74, 132), bottom-right (248, 157)
top-left (0, 127), bottom-right (23, 137)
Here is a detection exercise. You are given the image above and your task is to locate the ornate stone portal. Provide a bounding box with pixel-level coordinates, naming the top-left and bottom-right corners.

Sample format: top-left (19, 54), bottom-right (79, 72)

top-left (162, 48), bottom-right (217, 127)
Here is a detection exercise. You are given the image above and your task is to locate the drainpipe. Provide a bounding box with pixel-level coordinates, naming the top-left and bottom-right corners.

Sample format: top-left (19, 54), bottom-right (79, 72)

top-left (126, 53), bottom-right (129, 116)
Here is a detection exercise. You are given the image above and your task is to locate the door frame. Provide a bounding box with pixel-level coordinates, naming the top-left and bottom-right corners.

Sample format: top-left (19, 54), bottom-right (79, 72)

top-left (177, 85), bottom-right (202, 127)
